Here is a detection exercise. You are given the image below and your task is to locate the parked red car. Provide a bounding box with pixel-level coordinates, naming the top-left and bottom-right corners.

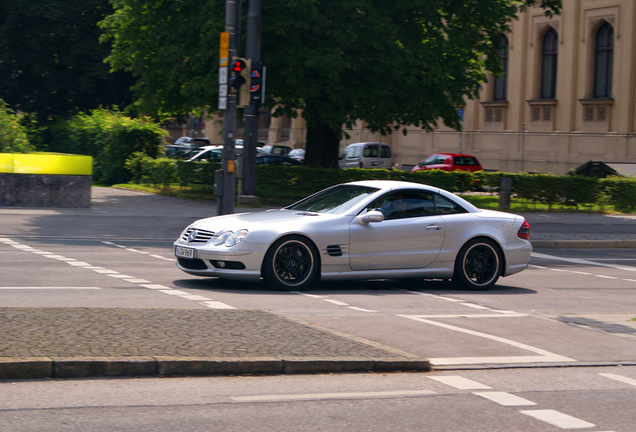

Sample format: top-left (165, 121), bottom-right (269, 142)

top-left (411, 153), bottom-right (483, 173)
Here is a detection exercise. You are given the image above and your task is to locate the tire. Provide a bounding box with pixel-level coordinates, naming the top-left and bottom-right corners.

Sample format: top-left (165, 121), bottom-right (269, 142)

top-left (452, 238), bottom-right (502, 290)
top-left (262, 236), bottom-right (319, 290)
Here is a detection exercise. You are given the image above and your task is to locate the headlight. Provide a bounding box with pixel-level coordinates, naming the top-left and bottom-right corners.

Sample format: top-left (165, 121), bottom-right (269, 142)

top-left (225, 229), bottom-right (249, 247)
top-left (212, 229), bottom-right (249, 247)
top-left (213, 231), bottom-right (233, 246)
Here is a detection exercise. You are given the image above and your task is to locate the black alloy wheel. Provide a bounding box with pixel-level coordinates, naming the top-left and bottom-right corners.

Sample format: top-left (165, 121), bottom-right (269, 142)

top-left (263, 236), bottom-right (319, 290)
top-left (452, 238), bottom-right (502, 290)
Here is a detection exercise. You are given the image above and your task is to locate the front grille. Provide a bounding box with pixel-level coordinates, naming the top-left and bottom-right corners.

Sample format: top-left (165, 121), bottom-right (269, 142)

top-left (181, 228), bottom-right (215, 244)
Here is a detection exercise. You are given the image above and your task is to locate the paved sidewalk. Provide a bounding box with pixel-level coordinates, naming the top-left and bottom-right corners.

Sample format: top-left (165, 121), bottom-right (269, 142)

top-left (0, 308), bottom-right (430, 380)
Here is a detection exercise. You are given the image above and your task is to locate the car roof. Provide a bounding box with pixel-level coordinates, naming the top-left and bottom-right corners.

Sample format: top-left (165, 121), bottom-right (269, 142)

top-left (343, 180), bottom-right (479, 212)
top-left (433, 153), bottom-right (477, 158)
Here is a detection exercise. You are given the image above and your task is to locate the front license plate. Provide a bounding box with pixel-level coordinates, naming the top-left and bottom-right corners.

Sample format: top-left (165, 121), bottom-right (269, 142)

top-left (175, 245), bottom-right (195, 259)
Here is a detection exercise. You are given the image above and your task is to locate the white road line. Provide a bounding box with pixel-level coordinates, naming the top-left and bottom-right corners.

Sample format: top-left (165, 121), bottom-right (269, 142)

top-left (428, 376), bottom-right (492, 390)
top-left (231, 389), bottom-right (436, 403)
top-left (599, 373), bottom-right (636, 387)
top-left (123, 278), bottom-right (151, 284)
top-left (401, 315), bottom-right (574, 365)
top-left (140, 284), bottom-right (172, 290)
top-left (347, 306), bottom-right (377, 313)
top-left (410, 313), bottom-right (527, 319)
top-left (519, 409), bottom-right (595, 429)
top-left (107, 274), bottom-right (136, 279)
top-left (323, 299), bottom-right (349, 306)
top-left (532, 252), bottom-right (636, 272)
top-left (461, 303), bottom-right (490, 309)
top-left (200, 301), bottom-right (235, 309)
top-left (159, 290), bottom-right (190, 296)
top-left (594, 275), bottom-right (619, 279)
top-left (0, 287), bottom-right (101, 290)
top-left (472, 391), bottom-right (536, 406)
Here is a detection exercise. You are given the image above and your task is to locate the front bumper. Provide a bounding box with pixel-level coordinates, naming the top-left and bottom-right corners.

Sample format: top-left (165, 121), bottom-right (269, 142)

top-left (174, 241), bottom-right (267, 282)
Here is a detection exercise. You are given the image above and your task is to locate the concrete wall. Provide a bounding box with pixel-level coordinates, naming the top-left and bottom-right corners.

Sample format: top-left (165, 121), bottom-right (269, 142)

top-left (0, 174), bottom-right (91, 208)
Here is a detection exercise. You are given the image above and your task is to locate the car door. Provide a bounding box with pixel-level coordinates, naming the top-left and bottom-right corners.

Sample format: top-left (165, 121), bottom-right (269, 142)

top-left (349, 190), bottom-right (445, 270)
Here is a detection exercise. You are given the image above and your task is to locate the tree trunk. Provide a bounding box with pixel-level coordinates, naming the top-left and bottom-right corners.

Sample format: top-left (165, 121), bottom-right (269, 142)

top-left (305, 122), bottom-right (339, 168)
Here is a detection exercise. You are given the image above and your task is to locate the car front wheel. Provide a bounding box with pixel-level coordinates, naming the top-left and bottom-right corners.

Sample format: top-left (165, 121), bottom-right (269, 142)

top-left (452, 238), bottom-right (502, 290)
top-left (263, 236), bottom-right (319, 290)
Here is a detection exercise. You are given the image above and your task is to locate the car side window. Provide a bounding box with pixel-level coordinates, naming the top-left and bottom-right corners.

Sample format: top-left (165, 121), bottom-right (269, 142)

top-left (367, 191), bottom-right (435, 220)
top-left (434, 194), bottom-right (467, 215)
top-left (363, 145), bottom-right (378, 158)
top-left (381, 146), bottom-right (391, 158)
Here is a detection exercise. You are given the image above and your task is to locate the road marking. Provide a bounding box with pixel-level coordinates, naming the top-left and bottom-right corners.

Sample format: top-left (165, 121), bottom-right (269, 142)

top-left (460, 303), bottom-right (490, 309)
top-left (519, 409), bottom-right (595, 429)
top-left (599, 373), bottom-right (636, 387)
top-left (428, 376), bottom-right (492, 390)
top-left (472, 391), bottom-right (536, 406)
top-left (347, 306), bottom-right (377, 312)
top-left (0, 287), bottom-right (101, 290)
top-left (594, 275), bottom-right (619, 280)
top-left (3, 236), bottom-right (237, 309)
top-left (201, 301), bottom-right (235, 309)
top-left (323, 299), bottom-right (349, 306)
top-left (532, 252), bottom-right (636, 272)
top-left (231, 389), bottom-right (436, 402)
top-left (401, 315), bottom-right (574, 365)
top-left (409, 313), bottom-right (527, 319)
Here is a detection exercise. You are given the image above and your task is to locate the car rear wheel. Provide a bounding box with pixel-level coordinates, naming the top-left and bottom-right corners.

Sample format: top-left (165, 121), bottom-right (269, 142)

top-left (263, 236), bottom-right (319, 291)
top-left (452, 238), bottom-right (502, 290)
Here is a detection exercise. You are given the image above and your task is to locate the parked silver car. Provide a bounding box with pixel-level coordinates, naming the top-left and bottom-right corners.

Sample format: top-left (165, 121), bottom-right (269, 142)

top-left (339, 142), bottom-right (393, 169)
top-left (174, 180), bottom-right (532, 290)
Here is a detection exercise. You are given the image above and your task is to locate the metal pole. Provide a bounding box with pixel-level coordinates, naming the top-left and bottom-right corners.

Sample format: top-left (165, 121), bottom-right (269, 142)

top-left (219, 0), bottom-right (241, 215)
top-left (241, 0), bottom-right (262, 198)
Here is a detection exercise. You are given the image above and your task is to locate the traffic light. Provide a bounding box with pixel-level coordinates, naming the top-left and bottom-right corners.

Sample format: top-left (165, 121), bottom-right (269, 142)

top-left (230, 58), bottom-right (251, 107)
top-left (250, 62), bottom-right (264, 104)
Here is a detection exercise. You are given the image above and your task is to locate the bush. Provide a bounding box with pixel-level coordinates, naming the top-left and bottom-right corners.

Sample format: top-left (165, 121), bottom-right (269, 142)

top-left (601, 177), bottom-right (636, 212)
top-left (49, 109), bottom-right (166, 185)
top-left (0, 100), bottom-right (33, 153)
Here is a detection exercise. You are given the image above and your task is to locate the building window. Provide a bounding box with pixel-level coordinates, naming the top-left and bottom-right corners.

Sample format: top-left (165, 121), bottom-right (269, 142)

top-left (493, 35), bottom-right (508, 101)
top-left (541, 28), bottom-right (558, 99)
top-left (594, 22), bottom-right (614, 98)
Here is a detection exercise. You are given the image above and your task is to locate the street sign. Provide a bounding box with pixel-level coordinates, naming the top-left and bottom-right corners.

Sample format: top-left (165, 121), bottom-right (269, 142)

top-left (219, 32), bottom-right (229, 67)
top-left (250, 70), bottom-right (260, 92)
top-left (219, 67), bottom-right (228, 84)
top-left (457, 109), bottom-right (464, 120)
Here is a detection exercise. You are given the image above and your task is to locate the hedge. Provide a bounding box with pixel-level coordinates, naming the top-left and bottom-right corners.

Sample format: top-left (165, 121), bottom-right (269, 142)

top-left (124, 156), bottom-right (636, 212)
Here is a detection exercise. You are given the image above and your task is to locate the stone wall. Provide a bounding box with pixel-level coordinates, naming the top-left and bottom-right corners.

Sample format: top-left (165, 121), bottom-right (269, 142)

top-left (0, 174), bottom-right (91, 208)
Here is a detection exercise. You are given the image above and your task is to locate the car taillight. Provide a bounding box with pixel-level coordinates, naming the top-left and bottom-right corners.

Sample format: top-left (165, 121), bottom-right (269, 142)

top-left (517, 220), bottom-right (531, 240)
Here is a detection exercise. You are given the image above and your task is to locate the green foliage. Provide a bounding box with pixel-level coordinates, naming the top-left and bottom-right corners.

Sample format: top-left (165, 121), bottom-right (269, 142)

top-left (0, 100), bottom-right (33, 153)
top-left (601, 177), bottom-right (636, 212)
top-left (50, 109), bottom-right (166, 185)
top-left (100, 0), bottom-right (562, 167)
top-left (0, 0), bottom-right (134, 124)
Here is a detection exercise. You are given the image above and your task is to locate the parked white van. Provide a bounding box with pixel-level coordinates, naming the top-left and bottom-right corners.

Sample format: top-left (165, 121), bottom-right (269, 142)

top-left (338, 142), bottom-right (393, 169)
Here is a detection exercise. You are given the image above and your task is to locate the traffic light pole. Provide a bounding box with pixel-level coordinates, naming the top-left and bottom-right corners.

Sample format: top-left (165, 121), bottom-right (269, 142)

top-left (219, 0), bottom-right (241, 216)
top-left (240, 0), bottom-right (262, 198)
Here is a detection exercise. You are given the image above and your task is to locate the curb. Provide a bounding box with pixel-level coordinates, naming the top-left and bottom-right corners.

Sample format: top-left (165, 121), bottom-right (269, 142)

top-left (0, 356), bottom-right (431, 380)
top-left (531, 239), bottom-right (636, 249)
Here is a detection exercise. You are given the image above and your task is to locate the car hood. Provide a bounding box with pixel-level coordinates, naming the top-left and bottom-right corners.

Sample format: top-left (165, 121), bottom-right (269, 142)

top-left (186, 209), bottom-right (341, 233)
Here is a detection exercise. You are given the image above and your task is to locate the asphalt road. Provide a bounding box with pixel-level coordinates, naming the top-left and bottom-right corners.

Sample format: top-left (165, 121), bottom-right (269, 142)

top-left (1, 187), bottom-right (636, 431)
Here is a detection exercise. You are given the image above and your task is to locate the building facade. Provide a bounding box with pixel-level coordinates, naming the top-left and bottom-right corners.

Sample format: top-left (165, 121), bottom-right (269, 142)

top-left (197, 1), bottom-right (636, 174)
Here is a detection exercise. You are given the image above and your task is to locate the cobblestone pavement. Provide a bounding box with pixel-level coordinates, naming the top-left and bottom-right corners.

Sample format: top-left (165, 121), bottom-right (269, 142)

top-left (0, 308), bottom-right (429, 379)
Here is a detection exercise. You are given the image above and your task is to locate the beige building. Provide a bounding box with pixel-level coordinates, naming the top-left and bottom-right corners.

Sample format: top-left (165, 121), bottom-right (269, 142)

top-left (197, 1), bottom-right (636, 174)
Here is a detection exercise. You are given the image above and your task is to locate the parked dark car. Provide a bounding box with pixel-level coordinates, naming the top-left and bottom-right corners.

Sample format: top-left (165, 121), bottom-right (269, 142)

top-left (256, 155), bottom-right (303, 166)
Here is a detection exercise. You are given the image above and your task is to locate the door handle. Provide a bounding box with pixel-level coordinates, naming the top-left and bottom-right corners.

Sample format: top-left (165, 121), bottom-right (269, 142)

top-left (426, 225), bottom-right (442, 231)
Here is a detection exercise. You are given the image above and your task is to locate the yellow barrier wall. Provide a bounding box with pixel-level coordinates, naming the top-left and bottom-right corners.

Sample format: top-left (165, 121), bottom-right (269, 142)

top-left (0, 153), bottom-right (92, 175)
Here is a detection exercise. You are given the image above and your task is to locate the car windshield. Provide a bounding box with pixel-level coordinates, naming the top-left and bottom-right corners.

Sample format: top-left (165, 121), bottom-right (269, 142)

top-left (286, 185), bottom-right (380, 215)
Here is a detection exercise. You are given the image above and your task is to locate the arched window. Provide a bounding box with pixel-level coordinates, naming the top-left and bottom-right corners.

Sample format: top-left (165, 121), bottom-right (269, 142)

top-left (493, 35), bottom-right (508, 101)
top-left (541, 28), bottom-right (558, 99)
top-left (594, 22), bottom-right (614, 98)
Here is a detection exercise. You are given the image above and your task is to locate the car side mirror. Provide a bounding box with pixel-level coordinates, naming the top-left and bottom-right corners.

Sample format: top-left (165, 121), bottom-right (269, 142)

top-left (358, 210), bottom-right (384, 224)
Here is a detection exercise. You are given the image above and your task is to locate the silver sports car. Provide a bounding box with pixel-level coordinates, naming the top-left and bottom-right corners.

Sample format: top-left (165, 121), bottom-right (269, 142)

top-left (174, 180), bottom-right (532, 290)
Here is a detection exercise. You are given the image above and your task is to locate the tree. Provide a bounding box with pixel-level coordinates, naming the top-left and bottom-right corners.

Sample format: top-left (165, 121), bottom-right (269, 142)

top-left (0, 0), bottom-right (135, 124)
top-left (101, 0), bottom-right (561, 167)
top-left (0, 100), bottom-right (33, 153)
